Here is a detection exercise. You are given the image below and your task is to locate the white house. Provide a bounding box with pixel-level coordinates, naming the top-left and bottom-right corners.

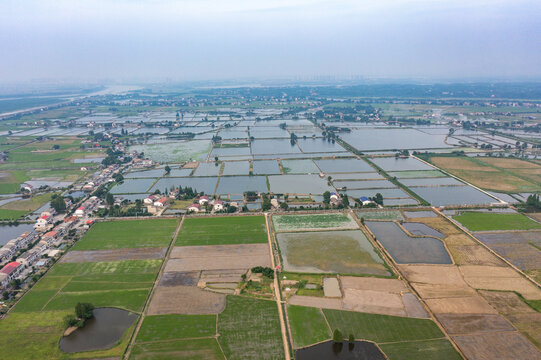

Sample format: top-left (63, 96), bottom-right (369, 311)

top-left (330, 192), bottom-right (340, 200)
top-left (75, 206), bottom-right (85, 217)
top-left (213, 200), bottom-right (224, 211)
top-left (199, 195), bottom-right (209, 205)
top-left (153, 198), bottom-right (168, 207)
top-left (187, 203), bottom-right (200, 213)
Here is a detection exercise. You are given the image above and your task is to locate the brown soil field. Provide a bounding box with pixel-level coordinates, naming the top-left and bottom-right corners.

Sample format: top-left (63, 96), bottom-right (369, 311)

top-left (399, 265), bottom-right (465, 285)
top-left (526, 269), bottom-right (541, 283)
top-left (431, 157), bottom-right (496, 172)
top-left (159, 271), bottom-right (200, 287)
top-left (479, 291), bottom-right (541, 350)
top-left (401, 293), bottom-right (429, 318)
top-left (488, 243), bottom-right (541, 270)
top-left (339, 276), bottom-right (407, 293)
top-left (528, 213), bottom-right (541, 223)
top-left (479, 290), bottom-right (535, 314)
top-left (453, 332), bottom-right (541, 360)
top-left (448, 245), bottom-right (505, 266)
top-left (288, 295), bottom-right (342, 310)
top-left (60, 247), bottom-right (167, 263)
top-left (147, 285), bottom-right (226, 315)
top-left (444, 234), bottom-right (478, 246)
top-left (459, 265), bottom-right (541, 300)
top-left (437, 314), bottom-right (514, 335)
top-left (431, 157), bottom-right (536, 192)
top-left (425, 296), bottom-right (498, 314)
top-left (410, 217), bottom-right (462, 236)
top-left (480, 157), bottom-right (541, 169)
top-left (342, 289), bottom-right (407, 317)
top-left (165, 244), bottom-right (270, 272)
top-left (411, 283), bottom-right (476, 299)
top-left (200, 269), bottom-right (245, 283)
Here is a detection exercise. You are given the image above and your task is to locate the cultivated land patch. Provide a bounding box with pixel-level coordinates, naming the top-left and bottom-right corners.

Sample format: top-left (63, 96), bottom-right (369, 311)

top-left (72, 218), bottom-right (179, 250)
top-left (459, 265), bottom-right (541, 300)
top-left (60, 247), bottom-right (167, 263)
top-left (453, 332), bottom-right (541, 360)
top-left (429, 156), bottom-right (540, 192)
top-left (277, 230), bottom-right (390, 276)
top-left (272, 213), bottom-right (358, 232)
top-left (176, 215), bottom-right (267, 246)
top-left (453, 212), bottom-right (541, 231)
top-left (356, 210), bottom-right (404, 221)
top-left (436, 313), bottom-right (515, 334)
top-left (217, 296), bottom-right (285, 360)
top-left (136, 314), bottom-right (217, 342)
top-left (287, 305), bottom-right (331, 348)
top-left (130, 338), bottom-right (225, 360)
top-left (165, 243), bottom-right (271, 272)
top-left (147, 285), bottom-right (226, 315)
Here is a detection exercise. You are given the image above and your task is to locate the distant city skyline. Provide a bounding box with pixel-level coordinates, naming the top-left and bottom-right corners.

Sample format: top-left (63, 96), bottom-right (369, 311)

top-left (1, 0), bottom-right (541, 83)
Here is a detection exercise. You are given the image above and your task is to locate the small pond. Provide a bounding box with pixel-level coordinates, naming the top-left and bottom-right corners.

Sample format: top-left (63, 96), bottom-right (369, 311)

top-left (296, 340), bottom-right (386, 360)
top-left (402, 222), bottom-right (444, 238)
top-left (59, 308), bottom-right (137, 353)
top-left (365, 221), bottom-right (452, 264)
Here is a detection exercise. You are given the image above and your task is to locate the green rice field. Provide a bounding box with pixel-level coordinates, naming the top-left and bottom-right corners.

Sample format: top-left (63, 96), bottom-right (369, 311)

top-left (453, 212), bottom-right (541, 231)
top-left (272, 213), bottom-right (358, 232)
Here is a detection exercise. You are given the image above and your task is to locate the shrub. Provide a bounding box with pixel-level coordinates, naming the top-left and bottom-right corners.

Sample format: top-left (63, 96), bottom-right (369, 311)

top-left (333, 328), bottom-right (343, 343)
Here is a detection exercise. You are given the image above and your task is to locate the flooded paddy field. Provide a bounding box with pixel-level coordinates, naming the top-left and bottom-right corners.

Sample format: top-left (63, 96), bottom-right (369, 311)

top-left (281, 159), bottom-right (320, 174)
top-left (340, 128), bottom-right (450, 151)
top-left (315, 158), bottom-right (374, 173)
top-left (410, 185), bottom-right (498, 206)
top-left (333, 179), bottom-right (395, 189)
top-left (216, 176), bottom-right (268, 194)
top-left (252, 160), bottom-right (281, 174)
top-left (400, 177), bottom-right (464, 187)
top-left (129, 140), bottom-right (211, 162)
top-left (251, 139), bottom-right (301, 155)
top-left (365, 221), bottom-right (452, 264)
top-left (268, 174), bottom-right (334, 194)
top-left (222, 161), bottom-right (250, 175)
top-left (296, 138), bottom-right (347, 153)
top-left (193, 162), bottom-right (222, 176)
top-left (276, 230), bottom-right (389, 275)
top-left (151, 176), bottom-right (218, 195)
top-left (371, 156), bottom-right (434, 171)
top-left (110, 178), bottom-right (155, 194)
top-left (272, 213), bottom-right (358, 232)
top-left (296, 341), bottom-right (386, 360)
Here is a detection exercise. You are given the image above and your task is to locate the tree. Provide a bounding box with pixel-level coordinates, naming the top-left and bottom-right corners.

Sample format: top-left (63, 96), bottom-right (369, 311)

top-left (348, 333), bottom-right (355, 342)
top-left (164, 165), bottom-right (171, 174)
top-left (52, 144), bottom-right (60, 150)
top-left (342, 195), bottom-right (349, 207)
top-left (75, 302), bottom-right (95, 320)
top-left (333, 329), bottom-right (343, 343)
top-left (280, 202), bottom-right (288, 210)
top-left (50, 195), bottom-right (66, 213)
top-left (323, 191), bottom-right (331, 204)
top-left (106, 192), bottom-right (114, 206)
top-left (63, 314), bottom-right (78, 328)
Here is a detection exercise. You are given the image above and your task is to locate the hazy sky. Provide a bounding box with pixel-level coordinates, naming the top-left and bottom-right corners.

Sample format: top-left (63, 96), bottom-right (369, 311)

top-left (1, 0), bottom-right (540, 83)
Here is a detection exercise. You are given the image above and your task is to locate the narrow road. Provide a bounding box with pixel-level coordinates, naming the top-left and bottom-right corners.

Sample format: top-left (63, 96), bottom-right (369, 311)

top-left (265, 213), bottom-right (291, 360)
top-left (123, 215), bottom-right (185, 360)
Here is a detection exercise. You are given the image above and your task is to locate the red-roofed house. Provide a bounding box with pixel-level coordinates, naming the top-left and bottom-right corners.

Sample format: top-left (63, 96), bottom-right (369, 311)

top-left (42, 230), bottom-right (59, 245)
top-left (153, 198), bottom-right (168, 207)
top-left (187, 203), bottom-right (200, 213)
top-left (0, 261), bottom-right (22, 287)
top-left (75, 206), bottom-right (85, 217)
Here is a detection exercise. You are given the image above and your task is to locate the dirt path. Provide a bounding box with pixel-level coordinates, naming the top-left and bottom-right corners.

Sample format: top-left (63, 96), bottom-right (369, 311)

top-left (123, 215), bottom-right (185, 360)
top-left (265, 213), bottom-right (291, 360)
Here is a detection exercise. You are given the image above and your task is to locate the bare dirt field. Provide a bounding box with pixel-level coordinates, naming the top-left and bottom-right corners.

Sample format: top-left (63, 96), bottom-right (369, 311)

top-left (147, 285), bottom-right (226, 315)
top-left (480, 290), bottom-right (541, 350)
top-left (453, 332), bottom-right (541, 360)
top-left (488, 243), bottom-right (541, 270)
top-left (443, 234), bottom-right (477, 246)
top-left (425, 296), bottom-right (497, 314)
top-left (340, 276), bottom-right (407, 293)
top-left (60, 247), bottom-right (167, 263)
top-left (528, 213), bottom-right (541, 223)
top-left (200, 269), bottom-right (245, 283)
top-left (401, 293), bottom-right (429, 318)
top-left (165, 243), bottom-right (271, 272)
top-left (288, 295), bottom-right (342, 310)
top-left (411, 283), bottom-right (476, 299)
top-left (399, 265), bottom-right (465, 285)
top-left (459, 265), bottom-right (541, 300)
top-left (158, 271), bottom-right (200, 287)
top-left (448, 245), bottom-right (505, 266)
top-left (437, 314), bottom-right (514, 334)
top-left (342, 289), bottom-right (407, 316)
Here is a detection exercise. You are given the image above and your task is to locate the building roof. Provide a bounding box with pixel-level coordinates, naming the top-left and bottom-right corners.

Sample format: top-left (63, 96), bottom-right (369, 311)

top-left (0, 261), bottom-right (20, 275)
top-left (43, 231), bottom-right (58, 238)
top-left (200, 195), bottom-right (209, 200)
top-left (156, 198), bottom-right (168, 204)
top-left (188, 203), bottom-right (200, 208)
top-left (76, 206), bottom-right (85, 211)
top-left (360, 196), bottom-right (369, 201)
top-left (39, 214), bottom-right (50, 220)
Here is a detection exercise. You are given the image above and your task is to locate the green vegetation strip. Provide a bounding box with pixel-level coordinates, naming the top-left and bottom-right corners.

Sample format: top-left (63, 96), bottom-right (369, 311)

top-left (136, 314), bottom-right (217, 343)
top-left (272, 213), bottom-right (357, 232)
top-left (218, 296), bottom-right (285, 360)
top-left (288, 305), bottom-right (330, 348)
top-left (176, 216), bottom-right (267, 246)
top-left (130, 338), bottom-right (225, 360)
top-left (379, 338), bottom-right (463, 360)
top-left (453, 212), bottom-right (541, 231)
top-left (72, 218), bottom-right (179, 250)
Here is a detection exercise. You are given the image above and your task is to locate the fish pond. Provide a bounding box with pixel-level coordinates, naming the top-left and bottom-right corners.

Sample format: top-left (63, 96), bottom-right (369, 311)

top-left (365, 221), bottom-right (452, 264)
top-left (296, 341), bottom-right (386, 360)
top-left (59, 308), bottom-right (137, 353)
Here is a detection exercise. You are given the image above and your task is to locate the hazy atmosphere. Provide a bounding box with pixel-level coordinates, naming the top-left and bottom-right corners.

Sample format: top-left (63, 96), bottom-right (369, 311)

top-left (2, 0), bottom-right (541, 83)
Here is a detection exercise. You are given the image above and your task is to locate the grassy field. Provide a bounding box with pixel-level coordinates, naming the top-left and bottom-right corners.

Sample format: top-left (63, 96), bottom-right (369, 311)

top-left (13, 259), bottom-right (161, 313)
top-left (72, 219), bottom-right (179, 250)
top-left (454, 212), bottom-right (541, 231)
top-left (430, 156), bottom-right (541, 193)
top-left (0, 309), bottom-right (135, 360)
top-left (287, 305), bottom-right (331, 348)
top-left (0, 208), bottom-right (28, 220)
top-left (0, 192), bottom-right (54, 212)
top-left (272, 213), bottom-right (358, 232)
top-left (176, 215), bottom-right (267, 246)
top-left (136, 314), bottom-right (217, 342)
top-left (380, 338), bottom-right (463, 360)
top-left (130, 338), bottom-right (225, 360)
top-left (218, 296), bottom-right (285, 360)
top-left (322, 309), bottom-right (444, 343)
top-left (356, 210), bottom-right (405, 221)
top-left (0, 170), bottom-right (29, 194)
